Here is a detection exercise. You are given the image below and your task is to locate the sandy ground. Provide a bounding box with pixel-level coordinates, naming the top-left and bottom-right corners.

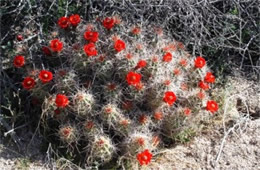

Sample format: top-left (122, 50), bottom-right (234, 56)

top-left (148, 118), bottom-right (260, 170)
top-left (0, 119), bottom-right (259, 170)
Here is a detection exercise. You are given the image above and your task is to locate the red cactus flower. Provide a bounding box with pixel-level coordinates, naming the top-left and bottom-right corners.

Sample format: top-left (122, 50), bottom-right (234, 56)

top-left (55, 94), bottom-right (69, 108)
top-left (120, 119), bottom-right (130, 126)
top-left (163, 43), bottom-right (177, 52)
top-left (104, 107), bottom-right (112, 114)
top-left (85, 121), bottom-right (94, 129)
top-left (204, 72), bottom-right (215, 83)
top-left (84, 31), bottom-right (99, 42)
top-left (135, 60), bottom-right (147, 69)
top-left (102, 17), bottom-right (115, 30)
top-left (153, 112), bottom-right (163, 121)
top-left (62, 127), bottom-right (71, 137)
top-left (126, 53), bottom-right (133, 60)
top-left (179, 58), bottom-right (187, 66)
top-left (98, 55), bottom-right (105, 62)
top-left (173, 68), bottom-right (181, 76)
top-left (107, 83), bottom-right (116, 90)
top-left (42, 46), bottom-right (52, 56)
top-left (58, 17), bottom-right (70, 29)
top-left (136, 149), bottom-right (152, 166)
top-left (16, 35), bottom-right (23, 41)
top-left (177, 42), bottom-right (185, 49)
top-left (136, 43), bottom-right (143, 50)
top-left (126, 71), bottom-right (142, 86)
top-left (198, 80), bottom-right (210, 90)
top-left (134, 82), bottom-right (144, 91)
top-left (13, 55), bottom-right (25, 68)
top-left (139, 115), bottom-right (148, 124)
top-left (163, 52), bottom-right (172, 62)
top-left (163, 91), bottom-right (177, 106)
top-left (164, 80), bottom-right (171, 86)
top-left (194, 56), bottom-right (206, 68)
top-left (136, 137), bottom-right (145, 146)
top-left (39, 70), bottom-right (53, 83)
top-left (50, 39), bottom-right (63, 52)
top-left (84, 43), bottom-right (98, 56)
top-left (206, 100), bottom-right (218, 113)
top-left (22, 77), bottom-right (36, 90)
top-left (114, 39), bottom-right (126, 52)
top-left (152, 56), bottom-right (158, 63)
top-left (183, 108), bottom-right (191, 116)
top-left (132, 27), bottom-right (141, 35)
top-left (197, 91), bottom-right (205, 100)
top-left (69, 14), bottom-right (80, 26)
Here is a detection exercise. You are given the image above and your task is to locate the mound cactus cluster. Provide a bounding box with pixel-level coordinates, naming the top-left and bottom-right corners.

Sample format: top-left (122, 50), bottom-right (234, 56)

top-left (14, 14), bottom-right (219, 167)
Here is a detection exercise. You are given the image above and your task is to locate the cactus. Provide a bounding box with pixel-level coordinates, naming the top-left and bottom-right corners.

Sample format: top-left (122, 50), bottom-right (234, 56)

top-left (15, 15), bottom-right (220, 167)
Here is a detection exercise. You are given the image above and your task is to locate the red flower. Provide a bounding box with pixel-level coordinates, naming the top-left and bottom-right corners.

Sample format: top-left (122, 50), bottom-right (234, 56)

top-left (22, 77), bottom-right (36, 90)
top-left (198, 80), bottom-right (210, 90)
top-left (84, 31), bottom-right (99, 42)
top-left (206, 100), bottom-right (218, 113)
top-left (42, 46), bottom-right (52, 56)
top-left (139, 115), bottom-right (148, 124)
top-left (13, 55), bottom-right (25, 68)
top-left (58, 17), bottom-right (70, 29)
top-left (107, 83), bottom-right (116, 90)
top-left (152, 56), bottom-right (158, 63)
top-left (164, 80), bottom-right (171, 86)
top-left (134, 82), bottom-right (144, 91)
top-left (16, 35), bottom-right (23, 41)
top-left (183, 108), bottom-right (191, 116)
top-left (204, 72), bottom-right (215, 83)
top-left (173, 68), bottom-right (181, 76)
top-left (179, 58), bottom-right (187, 66)
top-left (55, 94), bottom-right (69, 108)
top-left (102, 17), bottom-right (115, 30)
top-left (135, 60), bottom-right (147, 69)
top-left (136, 137), bottom-right (145, 146)
top-left (197, 91), bottom-right (205, 100)
top-left (177, 42), bottom-right (185, 49)
top-left (50, 39), bottom-right (63, 52)
top-left (136, 149), bottom-right (152, 166)
top-left (84, 43), bottom-right (98, 56)
top-left (126, 53), bottom-right (133, 60)
top-left (69, 14), bottom-right (80, 26)
top-left (39, 70), bottom-right (53, 83)
top-left (194, 56), bottom-right (206, 68)
top-left (153, 112), bottom-right (163, 121)
top-left (85, 121), bottom-right (94, 130)
top-left (126, 71), bottom-right (142, 86)
top-left (132, 27), bottom-right (141, 35)
top-left (114, 39), bottom-right (126, 52)
top-left (163, 52), bottom-right (172, 62)
top-left (163, 91), bottom-right (177, 106)
top-left (120, 119), bottom-right (130, 126)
